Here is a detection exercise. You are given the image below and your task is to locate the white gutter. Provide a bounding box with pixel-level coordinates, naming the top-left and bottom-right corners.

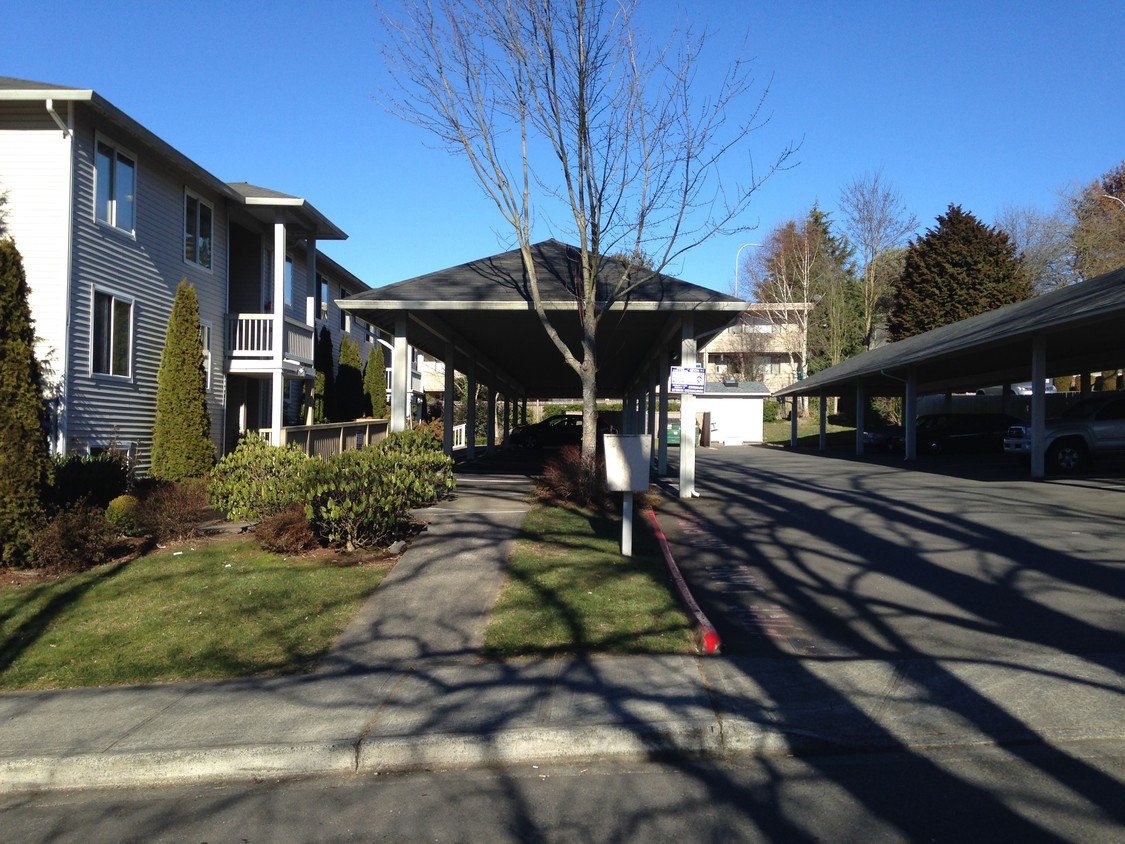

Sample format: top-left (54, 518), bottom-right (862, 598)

top-left (44, 99), bottom-right (70, 137)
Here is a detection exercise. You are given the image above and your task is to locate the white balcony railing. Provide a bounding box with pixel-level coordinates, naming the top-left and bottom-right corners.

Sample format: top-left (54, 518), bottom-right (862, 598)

top-left (226, 314), bottom-right (314, 369)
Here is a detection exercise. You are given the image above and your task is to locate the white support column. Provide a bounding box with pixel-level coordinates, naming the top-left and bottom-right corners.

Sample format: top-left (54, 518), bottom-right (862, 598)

top-left (486, 389), bottom-right (497, 453)
top-left (904, 367), bottom-right (918, 461)
top-left (855, 382), bottom-right (866, 455)
top-left (789, 398), bottom-right (798, 446)
top-left (502, 394), bottom-right (511, 443)
top-left (680, 318), bottom-right (697, 499)
top-left (391, 313), bottom-right (410, 432)
top-left (647, 365), bottom-right (658, 441)
top-left (466, 362), bottom-right (477, 460)
top-left (443, 340), bottom-right (455, 456)
top-left (270, 220), bottom-right (287, 444)
top-left (818, 389), bottom-right (827, 451)
top-left (1031, 335), bottom-right (1047, 479)
top-left (658, 349), bottom-right (670, 476)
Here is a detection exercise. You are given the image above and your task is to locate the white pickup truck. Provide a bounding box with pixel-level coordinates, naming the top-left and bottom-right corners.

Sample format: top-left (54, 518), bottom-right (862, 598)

top-left (1003, 395), bottom-right (1125, 472)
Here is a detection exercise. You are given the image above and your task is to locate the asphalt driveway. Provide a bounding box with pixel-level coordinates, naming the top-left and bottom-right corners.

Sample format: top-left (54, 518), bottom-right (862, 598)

top-left (654, 446), bottom-right (1125, 662)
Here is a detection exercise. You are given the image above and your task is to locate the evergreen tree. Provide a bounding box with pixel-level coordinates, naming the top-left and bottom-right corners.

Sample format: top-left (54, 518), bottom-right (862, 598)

top-left (336, 335), bottom-right (363, 421)
top-left (0, 238), bottom-right (52, 563)
top-left (889, 205), bottom-right (1031, 341)
top-left (313, 326), bottom-right (335, 424)
top-left (363, 343), bottom-right (387, 418)
top-left (151, 280), bottom-right (213, 480)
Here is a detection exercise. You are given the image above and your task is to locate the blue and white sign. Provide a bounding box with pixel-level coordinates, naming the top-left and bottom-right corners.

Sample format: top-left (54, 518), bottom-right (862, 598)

top-left (669, 365), bottom-right (706, 394)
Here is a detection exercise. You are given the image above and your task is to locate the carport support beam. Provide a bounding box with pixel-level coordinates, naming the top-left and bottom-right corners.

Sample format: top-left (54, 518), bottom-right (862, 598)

top-left (443, 340), bottom-right (455, 456)
top-left (818, 389), bottom-right (827, 451)
top-left (658, 350), bottom-right (670, 476)
top-left (391, 313), bottom-right (410, 433)
top-left (680, 318), bottom-right (697, 499)
top-left (1031, 335), bottom-right (1047, 479)
top-left (855, 382), bottom-right (866, 455)
top-left (904, 367), bottom-right (917, 461)
top-left (466, 362), bottom-right (477, 460)
top-left (790, 398), bottom-right (798, 446)
top-left (486, 389), bottom-right (496, 454)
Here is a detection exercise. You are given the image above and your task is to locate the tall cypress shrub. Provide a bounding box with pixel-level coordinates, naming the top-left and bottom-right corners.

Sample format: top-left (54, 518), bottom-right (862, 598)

top-left (363, 344), bottom-right (387, 418)
top-left (0, 238), bottom-right (52, 563)
top-left (336, 335), bottom-right (363, 421)
top-left (314, 326), bottom-right (336, 423)
top-left (151, 280), bottom-right (213, 481)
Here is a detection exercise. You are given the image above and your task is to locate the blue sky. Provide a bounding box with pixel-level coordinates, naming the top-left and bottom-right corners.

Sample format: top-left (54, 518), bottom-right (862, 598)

top-left (5, 1), bottom-right (1124, 293)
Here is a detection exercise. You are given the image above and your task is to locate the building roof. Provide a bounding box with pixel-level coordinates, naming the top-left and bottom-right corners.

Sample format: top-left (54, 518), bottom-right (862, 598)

top-left (1, 77), bottom-right (346, 241)
top-left (775, 266), bottom-right (1125, 397)
top-left (342, 239), bottom-right (747, 399)
top-left (703, 380), bottom-right (771, 396)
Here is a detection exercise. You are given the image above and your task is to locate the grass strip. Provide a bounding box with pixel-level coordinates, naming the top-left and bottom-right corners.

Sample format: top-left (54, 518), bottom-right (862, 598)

top-left (482, 502), bottom-right (696, 659)
top-left (0, 538), bottom-right (389, 690)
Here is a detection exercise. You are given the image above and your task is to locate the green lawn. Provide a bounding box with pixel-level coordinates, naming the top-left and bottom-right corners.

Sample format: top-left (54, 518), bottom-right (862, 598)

top-left (0, 539), bottom-right (389, 690)
top-left (482, 503), bottom-right (696, 659)
top-left (763, 418), bottom-right (856, 447)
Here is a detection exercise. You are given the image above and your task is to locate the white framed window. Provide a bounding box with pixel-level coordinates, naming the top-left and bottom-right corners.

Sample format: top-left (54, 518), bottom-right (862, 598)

top-left (339, 290), bottom-right (350, 331)
top-left (92, 288), bottom-right (133, 378)
top-left (94, 136), bottom-right (136, 233)
top-left (315, 273), bottom-right (329, 322)
top-left (284, 258), bottom-right (294, 308)
top-left (199, 321), bottom-right (213, 391)
top-left (184, 191), bottom-right (213, 269)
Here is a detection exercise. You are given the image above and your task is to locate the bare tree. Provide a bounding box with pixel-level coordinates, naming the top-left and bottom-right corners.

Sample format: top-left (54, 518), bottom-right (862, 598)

top-left (837, 171), bottom-right (917, 348)
top-left (995, 203), bottom-right (1074, 293)
top-left (1069, 162), bottom-right (1125, 282)
top-left (379, 0), bottom-right (794, 458)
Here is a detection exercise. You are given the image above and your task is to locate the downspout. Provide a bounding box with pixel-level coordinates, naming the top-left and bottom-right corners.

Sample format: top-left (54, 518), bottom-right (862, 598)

top-left (45, 99), bottom-right (71, 137)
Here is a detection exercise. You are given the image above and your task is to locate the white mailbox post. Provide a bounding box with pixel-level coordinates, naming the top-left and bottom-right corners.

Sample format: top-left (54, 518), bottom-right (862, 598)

top-left (603, 434), bottom-right (653, 556)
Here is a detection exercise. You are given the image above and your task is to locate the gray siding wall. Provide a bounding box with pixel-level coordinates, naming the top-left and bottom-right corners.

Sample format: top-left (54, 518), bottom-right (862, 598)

top-left (66, 107), bottom-right (228, 470)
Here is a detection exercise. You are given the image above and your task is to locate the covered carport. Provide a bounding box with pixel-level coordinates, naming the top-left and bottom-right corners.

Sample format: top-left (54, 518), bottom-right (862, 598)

top-left (774, 266), bottom-right (1125, 478)
top-left (339, 239), bottom-right (747, 497)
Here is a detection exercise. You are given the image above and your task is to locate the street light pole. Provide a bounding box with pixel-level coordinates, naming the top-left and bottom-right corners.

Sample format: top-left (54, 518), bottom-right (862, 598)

top-left (733, 242), bottom-right (762, 296)
top-left (1101, 194), bottom-right (1125, 209)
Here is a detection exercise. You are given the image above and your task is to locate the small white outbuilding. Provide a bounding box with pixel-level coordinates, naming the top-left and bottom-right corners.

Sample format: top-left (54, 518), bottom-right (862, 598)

top-left (696, 380), bottom-right (772, 446)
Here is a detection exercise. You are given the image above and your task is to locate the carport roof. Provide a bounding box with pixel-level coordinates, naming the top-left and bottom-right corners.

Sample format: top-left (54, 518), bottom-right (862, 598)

top-left (341, 239), bottom-right (746, 399)
top-left (776, 266), bottom-right (1125, 397)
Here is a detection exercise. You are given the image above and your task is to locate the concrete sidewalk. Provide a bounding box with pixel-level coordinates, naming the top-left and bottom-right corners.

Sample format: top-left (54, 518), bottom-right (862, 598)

top-left (1, 450), bottom-right (1123, 792)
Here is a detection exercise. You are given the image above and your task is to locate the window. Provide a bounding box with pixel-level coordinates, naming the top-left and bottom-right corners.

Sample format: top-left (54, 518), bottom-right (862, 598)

top-left (284, 258), bottom-right (294, 308)
top-left (199, 322), bottom-right (212, 391)
top-left (184, 191), bottom-right (213, 268)
top-left (94, 139), bottom-right (136, 232)
top-left (339, 290), bottom-right (350, 331)
top-left (92, 290), bottom-right (132, 377)
top-left (315, 273), bottom-right (329, 322)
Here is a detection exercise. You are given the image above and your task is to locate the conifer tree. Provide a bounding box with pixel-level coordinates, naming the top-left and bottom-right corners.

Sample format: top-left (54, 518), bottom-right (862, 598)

top-left (313, 326), bottom-right (335, 424)
top-left (364, 344), bottom-right (387, 418)
top-left (889, 205), bottom-right (1031, 341)
top-left (151, 280), bottom-right (213, 480)
top-left (0, 238), bottom-right (52, 563)
top-left (336, 335), bottom-right (363, 421)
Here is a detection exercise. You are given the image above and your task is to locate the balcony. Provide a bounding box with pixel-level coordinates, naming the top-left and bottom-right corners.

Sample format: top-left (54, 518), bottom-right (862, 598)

top-left (226, 314), bottom-right (314, 375)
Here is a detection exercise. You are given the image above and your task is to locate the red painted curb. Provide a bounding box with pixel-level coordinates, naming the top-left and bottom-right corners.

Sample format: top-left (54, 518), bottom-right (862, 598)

top-left (645, 506), bottom-right (721, 655)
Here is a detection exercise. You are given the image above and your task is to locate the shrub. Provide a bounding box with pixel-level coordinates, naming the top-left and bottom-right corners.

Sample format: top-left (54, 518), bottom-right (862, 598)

top-left (151, 280), bottom-right (214, 482)
top-left (305, 441), bottom-right (454, 550)
top-left (31, 501), bottom-right (115, 573)
top-left (49, 452), bottom-right (130, 510)
top-left (208, 433), bottom-right (308, 522)
top-left (0, 238), bottom-right (53, 563)
top-left (136, 478), bottom-right (212, 542)
top-left (538, 445), bottom-right (609, 508)
top-left (253, 504), bottom-right (319, 554)
top-left (762, 400), bottom-right (780, 423)
top-left (106, 494), bottom-right (140, 536)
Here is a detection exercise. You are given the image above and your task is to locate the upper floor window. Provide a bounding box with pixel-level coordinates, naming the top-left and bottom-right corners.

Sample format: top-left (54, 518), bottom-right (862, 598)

top-left (339, 291), bottom-right (350, 331)
top-left (94, 139), bottom-right (136, 233)
top-left (92, 289), bottom-right (133, 377)
top-left (284, 258), bottom-right (294, 308)
top-left (184, 191), bottom-right (213, 269)
top-left (199, 322), bottom-right (212, 391)
top-left (315, 273), bottom-right (329, 322)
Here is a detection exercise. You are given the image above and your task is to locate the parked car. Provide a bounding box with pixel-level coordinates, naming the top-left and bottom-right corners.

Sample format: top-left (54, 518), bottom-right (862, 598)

top-left (901, 413), bottom-right (1025, 455)
top-left (506, 414), bottom-right (614, 448)
top-left (1003, 395), bottom-right (1125, 472)
top-left (976, 381), bottom-right (1058, 396)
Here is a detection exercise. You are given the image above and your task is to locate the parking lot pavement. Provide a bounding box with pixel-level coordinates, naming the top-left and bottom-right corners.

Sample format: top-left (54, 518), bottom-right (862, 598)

top-left (653, 446), bottom-right (1125, 661)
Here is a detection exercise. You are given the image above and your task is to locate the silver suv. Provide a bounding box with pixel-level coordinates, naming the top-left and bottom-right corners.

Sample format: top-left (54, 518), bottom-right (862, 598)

top-left (1003, 395), bottom-right (1125, 472)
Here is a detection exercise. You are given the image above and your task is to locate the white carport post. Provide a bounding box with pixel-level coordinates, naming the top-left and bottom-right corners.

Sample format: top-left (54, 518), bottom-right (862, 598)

top-left (486, 388), bottom-right (497, 453)
top-left (466, 361), bottom-right (477, 460)
top-left (391, 313), bottom-right (411, 432)
top-left (1030, 335), bottom-right (1047, 479)
top-left (789, 397), bottom-right (798, 446)
top-left (680, 317), bottom-right (697, 499)
top-left (270, 219), bottom-right (287, 445)
top-left (818, 389), bottom-right (827, 451)
top-left (658, 349), bottom-right (670, 476)
top-left (855, 382), bottom-right (866, 455)
top-left (442, 340), bottom-right (455, 456)
top-left (648, 363), bottom-right (658, 455)
top-left (904, 367), bottom-right (918, 461)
